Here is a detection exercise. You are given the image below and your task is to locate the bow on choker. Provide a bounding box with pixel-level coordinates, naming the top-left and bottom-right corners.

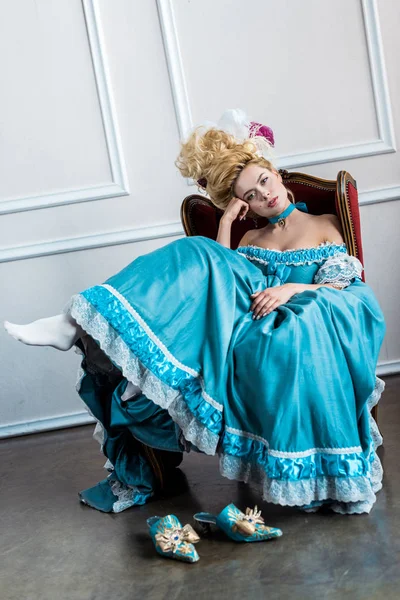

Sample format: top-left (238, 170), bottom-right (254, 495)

top-left (269, 201), bottom-right (309, 226)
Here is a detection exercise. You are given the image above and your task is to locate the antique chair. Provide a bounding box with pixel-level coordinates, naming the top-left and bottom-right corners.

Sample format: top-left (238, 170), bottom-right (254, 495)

top-left (180, 170), bottom-right (378, 421)
top-left (181, 170), bottom-right (363, 270)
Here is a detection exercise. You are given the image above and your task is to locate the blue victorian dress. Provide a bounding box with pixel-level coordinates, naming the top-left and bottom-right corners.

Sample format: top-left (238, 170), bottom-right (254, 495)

top-left (67, 226), bottom-right (386, 515)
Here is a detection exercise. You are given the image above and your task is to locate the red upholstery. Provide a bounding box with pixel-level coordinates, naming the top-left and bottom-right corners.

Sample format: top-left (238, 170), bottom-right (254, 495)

top-left (348, 181), bottom-right (364, 267)
top-left (182, 199), bottom-right (269, 250)
top-left (181, 170), bottom-right (362, 263)
top-left (335, 172), bottom-right (365, 281)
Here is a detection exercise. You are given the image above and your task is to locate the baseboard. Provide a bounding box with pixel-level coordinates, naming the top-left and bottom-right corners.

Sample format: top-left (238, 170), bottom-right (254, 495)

top-left (0, 411), bottom-right (95, 439)
top-left (376, 360), bottom-right (400, 377)
top-left (1, 359), bottom-right (399, 439)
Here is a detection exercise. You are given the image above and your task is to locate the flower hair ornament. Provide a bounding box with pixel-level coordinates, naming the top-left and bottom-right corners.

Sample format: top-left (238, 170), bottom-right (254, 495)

top-left (195, 108), bottom-right (275, 190)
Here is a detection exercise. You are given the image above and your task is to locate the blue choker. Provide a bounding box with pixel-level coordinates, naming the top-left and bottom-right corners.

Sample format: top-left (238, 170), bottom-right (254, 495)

top-left (269, 202), bottom-right (308, 226)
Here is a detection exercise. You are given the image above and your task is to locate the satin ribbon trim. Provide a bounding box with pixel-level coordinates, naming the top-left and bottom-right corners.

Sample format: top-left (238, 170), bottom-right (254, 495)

top-left (70, 287), bottom-right (384, 485)
top-left (237, 242), bottom-right (347, 266)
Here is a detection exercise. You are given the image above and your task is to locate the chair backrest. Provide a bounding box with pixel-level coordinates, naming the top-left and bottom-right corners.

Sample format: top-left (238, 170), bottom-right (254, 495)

top-left (181, 169), bottom-right (364, 274)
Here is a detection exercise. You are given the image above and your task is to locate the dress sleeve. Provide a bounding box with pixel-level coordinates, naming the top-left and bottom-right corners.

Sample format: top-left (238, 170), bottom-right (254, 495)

top-left (313, 253), bottom-right (364, 289)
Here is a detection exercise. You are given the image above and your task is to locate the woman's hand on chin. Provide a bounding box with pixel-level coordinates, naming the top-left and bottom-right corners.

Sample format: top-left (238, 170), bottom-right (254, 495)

top-left (222, 196), bottom-right (249, 224)
top-left (249, 283), bottom-right (299, 319)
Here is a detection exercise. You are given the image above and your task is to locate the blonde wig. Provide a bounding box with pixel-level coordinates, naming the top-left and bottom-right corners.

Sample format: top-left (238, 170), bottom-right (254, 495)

top-left (176, 128), bottom-right (294, 213)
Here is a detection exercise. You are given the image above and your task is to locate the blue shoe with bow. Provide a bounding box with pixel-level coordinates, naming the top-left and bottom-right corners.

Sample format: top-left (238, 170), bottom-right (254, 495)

top-left (147, 514), bottom-right (200, 563)
top-left (194, 504), bottom-right (282, 542)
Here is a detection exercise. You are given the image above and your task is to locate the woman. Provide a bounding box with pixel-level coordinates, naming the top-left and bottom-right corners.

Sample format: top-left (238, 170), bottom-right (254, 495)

top-left (4, 112), bottom-right (385, 515)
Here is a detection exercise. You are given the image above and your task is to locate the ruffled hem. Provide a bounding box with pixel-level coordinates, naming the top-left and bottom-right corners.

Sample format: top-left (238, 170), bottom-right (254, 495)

top-left (69, 293), bottom-right (220, 456)
top-left (69, 291), bottom-right (384, 515)
top-left (219, 456), bottom-right (377, 513)
top-left (79, 472), bottom-right (152, 513)
top-left (220, 377), bottom-right (384, 515)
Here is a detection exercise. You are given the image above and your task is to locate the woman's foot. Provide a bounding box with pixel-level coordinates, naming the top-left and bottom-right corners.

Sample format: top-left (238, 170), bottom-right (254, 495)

top-left (4, 313), bottom-right (82, 351)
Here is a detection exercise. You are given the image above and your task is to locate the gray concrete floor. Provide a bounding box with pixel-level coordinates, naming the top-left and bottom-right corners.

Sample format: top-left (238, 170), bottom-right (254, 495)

top-left (1, 375), bottom-right (399, 600)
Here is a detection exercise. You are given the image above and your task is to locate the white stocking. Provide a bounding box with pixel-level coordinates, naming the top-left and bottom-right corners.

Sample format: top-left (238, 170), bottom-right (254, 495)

top-left (4, 312), bottom-right (83, 351)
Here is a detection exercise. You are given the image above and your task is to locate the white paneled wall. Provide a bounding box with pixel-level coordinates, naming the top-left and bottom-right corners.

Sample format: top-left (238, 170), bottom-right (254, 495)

top-left (161, 0), bottom-right (394, 167)
top-left (0, 0), bottom-right (399, 437)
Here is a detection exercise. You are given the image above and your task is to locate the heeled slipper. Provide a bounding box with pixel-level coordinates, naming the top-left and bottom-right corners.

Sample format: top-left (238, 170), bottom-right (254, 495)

top-left (147, 514), bottom-right (200, 563)
top-left (193, 503), bottom-right (283, 542)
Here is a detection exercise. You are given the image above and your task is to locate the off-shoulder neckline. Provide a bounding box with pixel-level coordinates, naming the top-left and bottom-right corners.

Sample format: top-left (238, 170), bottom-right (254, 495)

top-left (237, 241), bottom-right (346, 253)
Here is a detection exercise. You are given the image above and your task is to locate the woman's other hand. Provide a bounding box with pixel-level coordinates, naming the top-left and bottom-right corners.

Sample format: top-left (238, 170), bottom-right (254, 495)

top-left (250, 284), bottom-right (298, 319)
top-left (222, 197), bottom-right (249, 224)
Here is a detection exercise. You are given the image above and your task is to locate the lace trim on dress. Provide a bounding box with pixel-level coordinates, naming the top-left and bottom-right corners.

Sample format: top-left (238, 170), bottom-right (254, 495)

top-left (313, 254), bottom-right (364, 289)
top-left (69, 293), bottom-right (220, 456)
top-left (69, 287), bottom-right (384, 514)
top-left (109, 478), bottom-right (137, 513)
top-left (220, 377), bottom-right (384, 514)
top-left (220, 455), bottom-right (377, 511)
top-left (236, 241), bottom-right (347, 266)
top-left (102, 284), bottom-right (223, 412)
top-left (108, 477), bottom-right (153, 513)
top-left (329, 377), bottom-right (384, 514)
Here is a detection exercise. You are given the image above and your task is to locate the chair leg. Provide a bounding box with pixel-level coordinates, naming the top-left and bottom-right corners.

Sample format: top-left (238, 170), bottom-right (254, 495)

top-left (139, 442), bottom-right (183, 492)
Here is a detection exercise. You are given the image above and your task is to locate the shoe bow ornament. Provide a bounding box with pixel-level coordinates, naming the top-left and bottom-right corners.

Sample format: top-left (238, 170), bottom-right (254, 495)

top-left (194, 503), bottom-right (283, 543)
top-left (231, 505), bottom-right (265, 536)
top-left (155, 523), bottom-right (200, 553)
top-left (148, 515), bottom-right (200, 563)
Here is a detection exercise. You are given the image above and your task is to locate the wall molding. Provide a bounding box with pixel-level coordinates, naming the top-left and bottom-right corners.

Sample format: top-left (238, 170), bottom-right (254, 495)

top-left (359, 184), bottom-right (400, 205)
top-left (1, 181), bottom-right (399, 264)
top-left (0, 221), bottom-right (184, 264)
top-left (157, 0), bottom-right (396, 169)
top-left (0, 0), bottom-right (129, 215)
top-left (1, 359), bottom-right (399, 439)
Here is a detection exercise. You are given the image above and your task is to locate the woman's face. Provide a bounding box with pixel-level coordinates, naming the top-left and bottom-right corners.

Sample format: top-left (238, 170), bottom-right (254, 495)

top-left (234, 164), bottom-right (289, 217)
